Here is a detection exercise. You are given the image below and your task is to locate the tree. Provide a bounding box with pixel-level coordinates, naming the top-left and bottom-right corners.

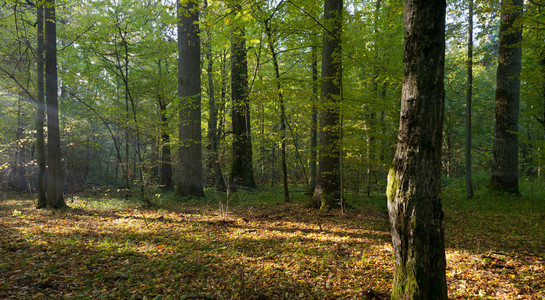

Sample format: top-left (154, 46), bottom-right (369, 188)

top-left (177, 0), bottom-right (204, 197)
top-left (386, 0), bottom-right (447, 298)
top-left (203, 0), bottom-right (226, 191)
top-left (313, 0), bottom-right (343, 210)
top-left (309, 45), bottom-right (318, 193)
top-left (157, 59), bottom-right (173, 191)
top-left (44, 0), bottom-right (66, 208)
top-left (490, 0), bottom-right (524, 194)
top-left (465, 0), bottom-right (474, 199)
top-left (260, 1), bottom-right (290, 202)
top-left (230, 3), bottom-right (256, 189)
top-left (35, 1), bottom-right (46, 207)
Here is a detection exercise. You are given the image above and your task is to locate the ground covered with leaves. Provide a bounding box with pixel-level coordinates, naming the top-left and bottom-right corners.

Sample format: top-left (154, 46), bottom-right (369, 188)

top-left (0, 184), bottom-right (544, 299)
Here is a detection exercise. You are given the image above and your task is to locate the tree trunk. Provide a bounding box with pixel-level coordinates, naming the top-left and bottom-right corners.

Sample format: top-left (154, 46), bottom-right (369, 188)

top-left (313, 0), bottom-right (343, 210)
top-left (386, 0), bottom-right (447, 298)
top-left (159, 99), bottom-right (173, 191)
top-left (490, 0), bottom-right (523, 194)
top-left (44, 0), bottom-right (65, 209)
top-left (156, 59), bottom-right (173, 191)
top-left (541, 49), bottom-right (545, 175)
top-left (204, 0), bottom-right (226, 191)
top-left (177, 0), bottom-right (204, 197)
top-left (465, 0), bottom-right (474, 198)
top-left (230, 8), bottom-right (256, 189)
top-left (264, 19), bottom-right (290, 202)
top-left (35, 3), bottom-right (46, 207)
top-left (310, 46), bottom-right (318, 194)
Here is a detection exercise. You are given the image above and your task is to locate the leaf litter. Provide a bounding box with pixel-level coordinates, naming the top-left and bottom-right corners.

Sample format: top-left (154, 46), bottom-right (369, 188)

top-left (0, 196), bottom-right (543, 299)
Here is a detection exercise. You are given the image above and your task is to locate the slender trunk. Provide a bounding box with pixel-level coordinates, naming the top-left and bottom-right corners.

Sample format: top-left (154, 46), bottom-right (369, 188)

top-left (116, 25), bottom-right (145, 196)
top-left (204, 0), bottom-right (226, 191)
top-left (156, 59), bottom-right (173, 190)
top-left (445, 120), bottom-right (452, 178)
top-left (159, 100), bottom-right (173, 190)
top-left (12, 94), bottom-right (25, 192)
top-left (490, 0), bottom-right (523, 194)
top-left (36, 3), bottom-right (46, 207)
top-left (386, 0), bottom-right (447, 298)
top-left (313, 0), bottom-right (343, 210)
top-left (125, 86), bottom-right (130, 198)
top-left (177, 0), bottom-right (204, 197)
top-left (465, 0), bottom-right (474, 198)
top-left (366, 112), bottom-right (375, 197)
top-left (310, 46), bottom-right (318, 194)
top-left (366, 0), bottom-right (382, 198)
top-left (537, 49), bottom-right (545, 178)
top-left (264, 20), bottom-right (289, 202)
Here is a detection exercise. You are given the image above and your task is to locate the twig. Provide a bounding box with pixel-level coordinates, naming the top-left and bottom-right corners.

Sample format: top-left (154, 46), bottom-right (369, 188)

top-left (141, 212), bottom-right (150, 229)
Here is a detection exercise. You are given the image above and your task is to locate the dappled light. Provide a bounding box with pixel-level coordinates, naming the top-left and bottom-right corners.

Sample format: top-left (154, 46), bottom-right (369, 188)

top-left (1, 191), bottom-right (543, 299)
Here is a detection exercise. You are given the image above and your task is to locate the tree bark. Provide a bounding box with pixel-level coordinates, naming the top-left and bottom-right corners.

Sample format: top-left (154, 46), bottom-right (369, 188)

top-left (230, 7), bottom-right (256, 189)
top-left (465, 0), bottom-right (474, 198)
top-left (490, 0), bottom-right (523, 194)
top-left (313, 0), bottom-right (343, 210)
top-left (177, 0), bottom-right (204, 197)
top-left (44, 0), bottom-right (65, 209)
top-left (386, 0), bottom-right (447, 298)
top-left (36, 3), bottom-right (46, 208)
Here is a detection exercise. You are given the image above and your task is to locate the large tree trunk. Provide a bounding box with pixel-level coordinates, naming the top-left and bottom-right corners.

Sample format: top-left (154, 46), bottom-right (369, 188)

top-left (386, 0), bottom-right (447, 298)
top-left (490, 0), bottom-right (524, 194)
top-left (36, 3), bottom-right (46, 208)
top-left (465, 0), bottom-right (474, 199)
top-left (44, 0), bottom-right (65, 209)
top-left (230, 9), bottom-right (256, 189)
top-left (313, 0), bottom-right (343, 210)
top-left (177, 0), bottom-right (204, 197)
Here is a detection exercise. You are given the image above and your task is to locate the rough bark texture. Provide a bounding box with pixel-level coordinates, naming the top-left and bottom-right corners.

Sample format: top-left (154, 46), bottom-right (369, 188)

top-left (230, 15), bottom-right (256, 189)
top-left (177, 0), bottom-right (204, 197)
top-left (465, 0), bottom-right (474, 199)
top-left (386, 0), bottom-right (447, 298)
top-left (490, 0), bottom-right (523, 194)
top-left (36, 3), bottom-right (46, 208)
top-left (44, 0), bottom-right (66, 209)
top-left (313, 0), bottom-right (343, 210)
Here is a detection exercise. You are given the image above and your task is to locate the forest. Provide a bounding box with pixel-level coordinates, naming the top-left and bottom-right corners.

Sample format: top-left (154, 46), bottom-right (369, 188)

top-left (0, 0), bottom-right (544, 299)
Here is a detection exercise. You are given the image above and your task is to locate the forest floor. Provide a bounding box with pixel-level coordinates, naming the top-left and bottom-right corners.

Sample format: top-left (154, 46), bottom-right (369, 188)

top-left (0, 182), bottom-right (544, 299)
